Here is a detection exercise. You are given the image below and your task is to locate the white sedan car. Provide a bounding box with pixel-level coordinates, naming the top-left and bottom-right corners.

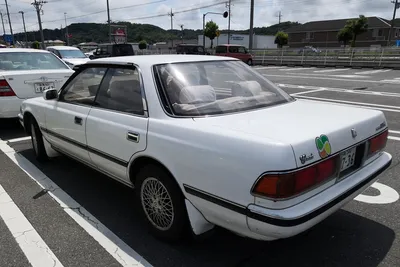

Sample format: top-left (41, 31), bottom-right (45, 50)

top-left (0, 48), bottom-right (73, 118)
top-left (19, 55), bottom-right (392, 242)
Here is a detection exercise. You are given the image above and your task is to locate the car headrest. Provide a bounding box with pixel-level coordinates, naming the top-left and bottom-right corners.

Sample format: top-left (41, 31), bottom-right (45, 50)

top-left (109, 80), bottom-right (140, 100)
top-left (231, 80), bottom-right (262, 97)
top-left (179, 85), bottom-right (216, 104)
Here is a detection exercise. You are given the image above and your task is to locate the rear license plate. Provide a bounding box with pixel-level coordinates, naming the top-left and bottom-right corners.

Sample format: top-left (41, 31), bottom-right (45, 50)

top-left (34, 82), bottom-right (55, 93)
top-left (340, 147), bottom-right (357, 172)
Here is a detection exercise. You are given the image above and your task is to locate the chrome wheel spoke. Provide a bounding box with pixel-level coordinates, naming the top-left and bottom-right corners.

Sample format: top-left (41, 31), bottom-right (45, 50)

top-left (141, 177), bottom-right (174, 231)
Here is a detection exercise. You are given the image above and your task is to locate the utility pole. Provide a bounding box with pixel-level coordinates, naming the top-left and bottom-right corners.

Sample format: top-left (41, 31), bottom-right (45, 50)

top-left (4, 0), bottom-right (14, 45)
top-left (64, 12), bottom-right (69, 46)
top-left (278, 11), bottom-right (282, 25)
top-left (168, 8), bottom-right (174, 48)
top-left (226, 0), bottom-right (231, 44)
top-left (0, 12), bottom-right (5, 35)
top-left (106, 0), bottom-right (111, 43)
top-left (249, 0), bottom-right (254, 50)
top-left (388, 0), bottom-right (400, 46)
top-left (19, 11), bottom-right (28, 45)
top-left (32, 0), bottom-right (47, 49)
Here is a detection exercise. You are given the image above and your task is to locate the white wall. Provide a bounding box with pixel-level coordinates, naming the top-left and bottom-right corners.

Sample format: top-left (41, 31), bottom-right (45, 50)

top-left (198, 34), bottom-right (277, 49)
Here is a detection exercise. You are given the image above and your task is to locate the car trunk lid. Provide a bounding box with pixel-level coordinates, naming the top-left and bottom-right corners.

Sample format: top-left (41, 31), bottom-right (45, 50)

top-left (194, 99), bottom-right (387, 168)
top-left (0, 69), bottom-right (73, 99)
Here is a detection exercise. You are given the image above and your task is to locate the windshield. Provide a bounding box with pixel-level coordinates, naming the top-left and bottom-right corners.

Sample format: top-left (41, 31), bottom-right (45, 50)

top-left (154, 60), bottom-right (294, 116)
top-left (0, 52), bottom-right (69, 71)
top-left (58, 49), bottom-right (87, 58)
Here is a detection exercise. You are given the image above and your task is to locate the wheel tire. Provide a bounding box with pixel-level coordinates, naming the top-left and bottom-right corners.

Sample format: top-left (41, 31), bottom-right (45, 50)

top-left (30, 119), bottom-right (48, 162)
top-left (135, 165), bottom-right (190, 242)
top-left (247, 59), bottom-right (253, 66)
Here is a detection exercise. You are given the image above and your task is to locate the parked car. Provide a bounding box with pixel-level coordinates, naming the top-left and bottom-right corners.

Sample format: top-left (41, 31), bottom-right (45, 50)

top-left (0, 48), bottom-right (73, 118)
top-left (19, 55), bottom-right (391, 242)
top-left (215, 44), bottom-right (254, 65)
top-left (90, 43), bottom-right (135, 59)
top-left (46, 46), bottom-right (91, 68)
top-left (176, 44), bottom-right (210, 55)
top-left (84, 49), bottom-right (97, 60)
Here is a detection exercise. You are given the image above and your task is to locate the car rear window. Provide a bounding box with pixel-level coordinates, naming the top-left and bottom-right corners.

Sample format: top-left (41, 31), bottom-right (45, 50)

top-left (0, 52), bottom-right (69, 71)
top-left (215, 46), bottom-right (226, 53)
top-left (154, 60), bottom-right (294, 116)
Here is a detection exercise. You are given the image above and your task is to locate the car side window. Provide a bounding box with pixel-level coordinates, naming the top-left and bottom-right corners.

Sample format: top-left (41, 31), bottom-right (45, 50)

top-left (238, 47), bottom-right (246, 53)
top-left (229, 46), bottom-right (238, 53)
top-left (60, 67), bottom-right (107, 105)
top-left (94, 67), bottom-right (144, 115)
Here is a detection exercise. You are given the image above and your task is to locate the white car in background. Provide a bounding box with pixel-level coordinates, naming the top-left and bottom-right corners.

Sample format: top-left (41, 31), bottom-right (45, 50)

top-left (19, 55), bottom-right (392, 242)
top-left (0, 48), bottom-right (73, 118)
top-left (46, 46), bottom-right (91, 68)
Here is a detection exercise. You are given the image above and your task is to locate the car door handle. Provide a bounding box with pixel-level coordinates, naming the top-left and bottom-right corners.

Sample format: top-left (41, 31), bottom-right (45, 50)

top-left (74, 116), bottom-right (82, 125)
top-left (127, 132), bottom-right (139, 143)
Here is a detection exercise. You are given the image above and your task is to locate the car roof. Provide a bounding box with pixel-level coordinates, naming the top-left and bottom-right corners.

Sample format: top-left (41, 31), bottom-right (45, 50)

top-left (47, 46), bottom-right (80, 50)
top-left (0, 48), bottom-right (51, 53)
top-left (88, 55), bottom-right (238, 67)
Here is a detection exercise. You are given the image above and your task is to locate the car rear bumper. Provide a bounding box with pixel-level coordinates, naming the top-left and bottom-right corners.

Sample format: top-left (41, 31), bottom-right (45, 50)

top-left (246, 152), bottom-right (392, 240)
top-left (0, 96), bottom-right (23, 118)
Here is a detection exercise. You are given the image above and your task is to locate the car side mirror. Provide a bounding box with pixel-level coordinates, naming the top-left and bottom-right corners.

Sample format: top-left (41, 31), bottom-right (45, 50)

top-left (43, 89), bottom-right (58, 100)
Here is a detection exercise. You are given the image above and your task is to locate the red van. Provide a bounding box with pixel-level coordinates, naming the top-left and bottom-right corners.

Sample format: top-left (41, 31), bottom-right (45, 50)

top-left (215, 44), bottom-right (254, 65)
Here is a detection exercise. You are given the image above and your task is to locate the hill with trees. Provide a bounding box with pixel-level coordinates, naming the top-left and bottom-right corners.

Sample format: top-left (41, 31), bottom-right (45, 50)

top-left (14, 21), bottom-right (301, 45)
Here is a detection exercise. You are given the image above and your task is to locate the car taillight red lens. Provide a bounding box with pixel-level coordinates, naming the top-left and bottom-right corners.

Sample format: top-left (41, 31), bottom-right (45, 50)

top-left (368, 130), bottom-right (388, 156)
top-left (0, 79), bottom-right (15, 97)
top-left (253, 156), bottom-right (338, 199)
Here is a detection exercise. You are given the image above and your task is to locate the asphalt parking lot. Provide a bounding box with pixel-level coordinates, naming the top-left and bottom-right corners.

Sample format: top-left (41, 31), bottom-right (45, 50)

top-left (0, 66), bottom-right (400, 267)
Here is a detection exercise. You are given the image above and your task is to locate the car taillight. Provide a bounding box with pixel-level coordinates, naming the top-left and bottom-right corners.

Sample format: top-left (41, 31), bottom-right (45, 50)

top-left (0, 79), bottom-right (15, 97)
top-left (368, 130), bottom-right (388, 156)
top-left (252, 156), bottom-right (339, 199)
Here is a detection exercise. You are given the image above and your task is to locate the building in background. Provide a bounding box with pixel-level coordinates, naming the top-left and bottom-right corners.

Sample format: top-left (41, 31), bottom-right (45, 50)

top-left (198, 34), bottom-right (277, 49)
top-left (286, 16), bottom-right (399, 48)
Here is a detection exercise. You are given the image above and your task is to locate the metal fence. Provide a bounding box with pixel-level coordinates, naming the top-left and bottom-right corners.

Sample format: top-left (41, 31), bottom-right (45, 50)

top-left (135, 47), bottom-right (400, 68)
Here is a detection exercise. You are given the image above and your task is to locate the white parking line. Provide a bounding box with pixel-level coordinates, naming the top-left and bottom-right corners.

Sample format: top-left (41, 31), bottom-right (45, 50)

top-left (388, 136), bottom-right (400, 141)
top-left (7, 136), bottom-right (31, 143)
top-left (295, 96), bottom-right (400, 113)
top-left (0, 141), bottom-right (152, 267)
top-left (355, 69), bottom-right (392, 75)
top-left (313, 68), bottom-right (350, 73)
top-left (291, 88), bottom-right (326, 96)
top-left (280, 67), bottom-right (316, 71)
top-left (389, 130), bottom-right (400, 135)
top-left (0, 184), bottom-right (64, 267)
top-left (263, 74), bottom-right (385, 84)
top-left (254, 66), bottom-right (286, 70)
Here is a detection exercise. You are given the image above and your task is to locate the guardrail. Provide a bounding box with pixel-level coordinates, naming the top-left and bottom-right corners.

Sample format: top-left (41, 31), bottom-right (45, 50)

top-left (249, 47), bottom-right (400, 69)
top-left (134, 47), bottom-right (400, 69)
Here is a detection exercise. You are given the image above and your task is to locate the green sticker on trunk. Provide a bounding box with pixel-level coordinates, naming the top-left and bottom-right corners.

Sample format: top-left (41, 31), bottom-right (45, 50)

top-left (315, 134), bottom-right (331, 159)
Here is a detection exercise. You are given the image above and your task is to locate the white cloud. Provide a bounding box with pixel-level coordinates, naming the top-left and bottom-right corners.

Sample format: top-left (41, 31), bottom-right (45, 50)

top-left (2, 0), bottom-right (395, 35)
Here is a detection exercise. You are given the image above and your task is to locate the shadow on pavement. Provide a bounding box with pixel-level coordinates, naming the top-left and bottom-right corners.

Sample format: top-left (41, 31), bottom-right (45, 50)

top-left (0, 118), bottom-right (26, 140)
top-left (18, 147), bottom-right (395, 267)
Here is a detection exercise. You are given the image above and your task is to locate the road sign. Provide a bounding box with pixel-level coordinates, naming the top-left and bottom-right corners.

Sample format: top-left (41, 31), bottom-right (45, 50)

top-left (216, 30), bottom-right (220, 37)
top-left (3, 34), bottom-right (13, 44)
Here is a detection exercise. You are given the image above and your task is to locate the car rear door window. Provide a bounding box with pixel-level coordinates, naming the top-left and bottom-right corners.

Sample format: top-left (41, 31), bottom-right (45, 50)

top-left (60, 67), bottom-right (106, 105)
top-left (94, 67), bottom-right (144, 115)
top-left (215, 46), bottom-right (226, 53)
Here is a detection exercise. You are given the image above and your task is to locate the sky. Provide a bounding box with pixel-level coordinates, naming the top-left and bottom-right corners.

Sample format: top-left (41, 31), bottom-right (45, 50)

top-left (1, 0), bottom-right (396, 35)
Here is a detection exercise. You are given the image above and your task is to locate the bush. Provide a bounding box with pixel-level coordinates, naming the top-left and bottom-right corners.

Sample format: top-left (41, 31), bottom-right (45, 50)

top-left (138, 40), bottom-right (147, 50)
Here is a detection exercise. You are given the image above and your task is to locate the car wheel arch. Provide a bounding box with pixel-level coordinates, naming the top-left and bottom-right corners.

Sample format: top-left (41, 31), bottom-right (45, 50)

top-left (128, 156), bottom-right (179, 188)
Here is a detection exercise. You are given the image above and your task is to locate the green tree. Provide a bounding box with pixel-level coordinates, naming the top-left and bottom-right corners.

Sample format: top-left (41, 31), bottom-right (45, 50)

top-left (337, 27), bottom-right (353, 47)
top-left (345, 15), bottom-right (368, 47)
top-left (31, 41), bottom-right (40, 49)
top-left (274, 31), bottom-right (288, 48)
top-left (138, 40), bottom-right (147, 50)
top-left (204, 20), bottom-right (219, 48)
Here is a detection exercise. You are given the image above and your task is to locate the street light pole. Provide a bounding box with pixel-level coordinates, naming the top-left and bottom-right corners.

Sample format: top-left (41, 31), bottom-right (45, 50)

top-left (0, 12), bottom-right (6, 35)
top-left (19, 11), bottom-right (28, 46)
top-left (64, 12), bottom-right (69, 46)
top-left (4, 0), bottom-right (14, 45)
top-left (107, 0), bottom-right (111, 43)
top-left (203, 11), bottom-right (228, 48)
